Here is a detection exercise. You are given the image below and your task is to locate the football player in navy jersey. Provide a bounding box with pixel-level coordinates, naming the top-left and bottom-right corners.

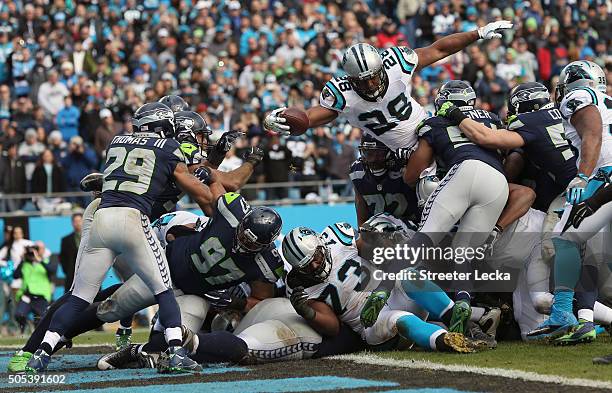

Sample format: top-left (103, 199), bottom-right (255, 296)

top-left (350, 134), bottom-right (419, 227)
top-left (26, 102), bottom-right (219, 374)
top-left (440, 82), bottom-right (577, 212)
top-left (360, 81), bottom-right (509, 332)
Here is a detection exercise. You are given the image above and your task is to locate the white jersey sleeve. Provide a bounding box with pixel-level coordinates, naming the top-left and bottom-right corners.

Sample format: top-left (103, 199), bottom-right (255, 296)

top-left (560, 88), bottom-right (597, 119)
top-left (319, 77), bottom-right (351, 113)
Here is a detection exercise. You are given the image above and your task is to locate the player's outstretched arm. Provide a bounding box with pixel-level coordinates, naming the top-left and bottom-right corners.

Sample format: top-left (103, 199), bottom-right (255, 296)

top-left (205, 146), bottom-right (264, 191)
top-left (571, 105), bottom-right (603, 177)
top-left (306, 106), bottom-right (339, 128)
top-left (414, 21), bottom-right (512, 71)
top-left (437, 102), bottom-right (524, 149)
top-left (174, 162), bottom-right (216, 215)
top-left (403, 139), bottom-right (434, 185)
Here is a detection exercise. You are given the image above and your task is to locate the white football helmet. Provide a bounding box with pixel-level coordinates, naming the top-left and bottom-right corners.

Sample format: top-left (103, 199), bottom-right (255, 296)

top-left (416, 175), bottom-right (440, 207)
top-left (556, 61), bottom-right (601, 104)
top-left (342, 43), bottom-right (388, 100)
top-left (586, 60), bottom-right (607, 93)
top-left (282, 227), bottom-right (332, 281)
top-left (359, 213), bottom-right (410, 238)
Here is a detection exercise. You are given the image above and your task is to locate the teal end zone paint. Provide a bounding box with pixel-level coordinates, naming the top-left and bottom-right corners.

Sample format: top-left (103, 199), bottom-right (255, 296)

top-left (45, 376), bottom-right (398, 393)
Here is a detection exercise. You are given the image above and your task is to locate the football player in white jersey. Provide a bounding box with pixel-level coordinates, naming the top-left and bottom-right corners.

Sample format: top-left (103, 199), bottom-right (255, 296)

top-left (528, 61), bottom-right (612, 343)
top-left (281, 215), bottom-right (487, 353)
top-left (264, 21), bottom-right (512, 155)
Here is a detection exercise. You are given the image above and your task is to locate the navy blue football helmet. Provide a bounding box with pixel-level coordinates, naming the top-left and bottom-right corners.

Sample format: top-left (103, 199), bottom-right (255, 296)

top-left (174, 110), bottom-right (212, 154)
top-left (434, 80), bottom-right (476, 111)
top-left (132, 102), bottom-right (175, 138)
top-left (158, 95), bottom-right (189, 113)
top-left (358, 134), bottom-right (399, 176)
top-left (507, 82), bottom-right (552, 116)
top-left (235, 207), bottom-right (282, 253)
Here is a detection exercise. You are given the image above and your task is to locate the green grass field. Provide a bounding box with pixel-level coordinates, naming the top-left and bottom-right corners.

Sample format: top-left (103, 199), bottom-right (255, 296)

top-left (2, 330), bottom-right (612, 383)
top-left (378, 335), bottom-right (612, 382)
top-left (0, 328), bottom-right (151, 347)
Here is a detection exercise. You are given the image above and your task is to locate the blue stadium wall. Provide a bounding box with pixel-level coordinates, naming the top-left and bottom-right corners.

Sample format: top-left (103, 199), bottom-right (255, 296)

top-left (0, 203), bottom-right (356, 299)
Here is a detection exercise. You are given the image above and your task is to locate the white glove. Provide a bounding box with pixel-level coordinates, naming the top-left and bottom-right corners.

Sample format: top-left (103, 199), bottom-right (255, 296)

top-left (478, 20), bottom-right (513, 40)
top-left (263, 107), bottom-right (291, 136)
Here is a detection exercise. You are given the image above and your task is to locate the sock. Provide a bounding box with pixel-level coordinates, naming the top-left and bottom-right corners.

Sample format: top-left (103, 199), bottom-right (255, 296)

top-left (470, 306), bottom-right (485, 321)
top-left (552, 237), bottom-right (581, 314)
top-left (64, 302), bottom-right (105, 343)
top-left (164, 326), bottom-right (182, 347)
top-left (192, 331), bottom-right (248, 363)
top-left (154, 289), bottom-right (181, 330)
top-left (47, 295), bottom-right (90, 339)
top-left (401, 276), bottom-right (453, 319)
top-left (119, 315), bottom-right (133, 330)
top-left (22, 292), bottom-right (71, 353)
top-left (594, 302), bottom-right (612, 325)
top-left (577, 308), bottom-right (594, 322)
top-left (396, 314), bottom-right (445, 350)
top-left (41, 331), bottom-right (61, 354)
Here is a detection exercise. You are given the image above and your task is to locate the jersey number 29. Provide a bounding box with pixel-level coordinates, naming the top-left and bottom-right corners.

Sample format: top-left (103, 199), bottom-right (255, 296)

top-left (102, 147), bottom-right (156, 194)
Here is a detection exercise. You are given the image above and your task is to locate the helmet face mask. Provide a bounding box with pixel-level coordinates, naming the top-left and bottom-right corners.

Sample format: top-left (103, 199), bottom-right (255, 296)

top-left (555, 62), bottom-right (597, 105)
top-left (348, 67), bottom-right (388, 100)
top-left (359, 135), bottom-right (397, 176)
top-left (234, 207), bottom-right (282, 254)
top-left (282, 227), bottom-right (333, 283)
top-left (300, 245), bottom-right (332, 282)
top-left (343, 43), bottom-right (388, 101)
top-left (174, 111), bottom-right (212, 157)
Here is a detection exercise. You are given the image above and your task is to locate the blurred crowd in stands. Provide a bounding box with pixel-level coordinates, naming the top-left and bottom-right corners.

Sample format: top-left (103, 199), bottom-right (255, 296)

top-left (0, 0), bottom-right (608, 212)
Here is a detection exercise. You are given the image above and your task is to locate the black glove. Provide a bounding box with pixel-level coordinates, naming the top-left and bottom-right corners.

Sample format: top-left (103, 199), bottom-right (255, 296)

top-left (290, 286), bottom-right (316, 320)
top-left (216, 129), bottom-right (243, 154)
top-left (192, 166), bottom-right (212, 186)
top-left (203, 289), bottom-right (247, 311)
top-left (207, 129), bottom-right (243, 167)
top-left (243, 146), bottom-right (264, 167)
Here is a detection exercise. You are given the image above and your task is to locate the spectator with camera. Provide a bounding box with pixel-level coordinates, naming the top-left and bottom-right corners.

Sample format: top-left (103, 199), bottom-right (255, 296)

top-left (13, 243), bottom-right (54, 333)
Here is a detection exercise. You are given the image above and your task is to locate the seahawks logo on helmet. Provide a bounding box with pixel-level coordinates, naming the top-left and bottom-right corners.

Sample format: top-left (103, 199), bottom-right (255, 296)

top-left (177, 117), bottom-right (195, 130)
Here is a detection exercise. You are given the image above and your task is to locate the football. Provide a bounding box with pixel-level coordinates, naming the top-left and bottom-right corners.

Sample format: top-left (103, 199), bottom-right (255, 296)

top-left (282, 107), bottom-right (309, 136)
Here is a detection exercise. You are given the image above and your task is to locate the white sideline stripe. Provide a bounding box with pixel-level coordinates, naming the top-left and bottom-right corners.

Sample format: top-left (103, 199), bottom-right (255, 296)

top-left (330, 353), bottom-right (612, 390)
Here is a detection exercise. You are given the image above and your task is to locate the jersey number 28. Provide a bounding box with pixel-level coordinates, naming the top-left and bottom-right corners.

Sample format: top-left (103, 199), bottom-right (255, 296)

top-left (358, 93), bottom-right (413, 136)
top-left (102, 147), bottom-right (156, 194)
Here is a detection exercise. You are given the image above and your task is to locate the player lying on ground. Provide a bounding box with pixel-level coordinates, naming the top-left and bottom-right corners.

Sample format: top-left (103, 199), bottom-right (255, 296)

top-left (283, 215), bottom-right (492, 353)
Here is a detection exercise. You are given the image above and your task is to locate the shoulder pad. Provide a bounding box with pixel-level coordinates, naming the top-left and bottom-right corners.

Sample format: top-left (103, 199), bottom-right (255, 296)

top-left (561, 88), bottom-right (597, 119)
top-left (506, 114), bottom-right (526, 130)
top-left (322, 222), bottom-right (355, 247)
top-left (417, 116), bottom-right (443, 136)
top-left (180, 142), bottom-right (198, 157)
top-left (215, 192), bottom-right (249, 227)
top-left (385, 46), bottom-right (418, 75)
top-left (320, 78), bottom-right (349, 112)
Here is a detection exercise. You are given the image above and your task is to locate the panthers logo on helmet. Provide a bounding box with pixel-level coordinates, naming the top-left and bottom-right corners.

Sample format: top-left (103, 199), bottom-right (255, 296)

top-left (563, 64), bottom-right (592, 85)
